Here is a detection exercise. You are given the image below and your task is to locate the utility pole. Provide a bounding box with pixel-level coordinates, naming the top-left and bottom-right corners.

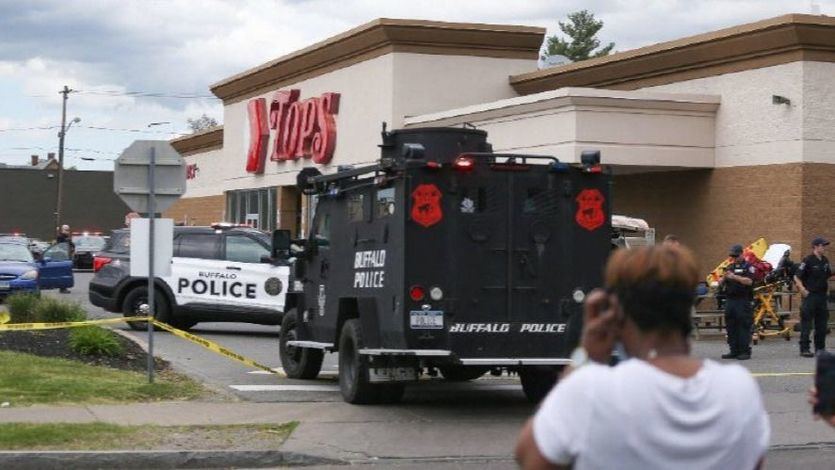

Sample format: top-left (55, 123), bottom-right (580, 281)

top-left (55, 85), bottom-right (73, 235)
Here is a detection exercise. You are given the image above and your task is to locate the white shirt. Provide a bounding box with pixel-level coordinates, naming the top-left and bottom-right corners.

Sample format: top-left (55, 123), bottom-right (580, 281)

top-left (533, 359), bottom-right (770, 470)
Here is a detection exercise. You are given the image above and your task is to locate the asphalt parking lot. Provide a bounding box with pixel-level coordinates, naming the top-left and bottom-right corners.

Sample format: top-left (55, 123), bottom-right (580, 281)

top-left (26, 272), bottom-right (835, 466)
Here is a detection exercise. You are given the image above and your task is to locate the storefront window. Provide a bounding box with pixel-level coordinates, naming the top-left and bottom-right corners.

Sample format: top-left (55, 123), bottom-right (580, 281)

top-left (225, 187), bottom-right (277, 231)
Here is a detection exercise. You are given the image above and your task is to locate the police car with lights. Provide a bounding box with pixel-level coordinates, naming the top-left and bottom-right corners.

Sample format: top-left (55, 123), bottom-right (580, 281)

top-left (89, 224), bottom-right (294, 330)
top-left (275, 126), bottom-right (611, 404)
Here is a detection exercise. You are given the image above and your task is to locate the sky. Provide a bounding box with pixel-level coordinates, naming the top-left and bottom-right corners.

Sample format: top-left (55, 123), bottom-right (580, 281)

top-left (0, 0), bottom-right (831, 171)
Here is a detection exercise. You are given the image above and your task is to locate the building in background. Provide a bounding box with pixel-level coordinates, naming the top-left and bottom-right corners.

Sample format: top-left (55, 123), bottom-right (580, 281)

top-left (0, 159), bottom-right (130, 241)
top-left (165, 14), bottom-right (835, 266)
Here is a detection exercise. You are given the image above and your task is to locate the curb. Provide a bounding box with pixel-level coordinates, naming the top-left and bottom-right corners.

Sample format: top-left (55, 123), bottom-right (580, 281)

top-left (0, 449), bottom-right (345, 469)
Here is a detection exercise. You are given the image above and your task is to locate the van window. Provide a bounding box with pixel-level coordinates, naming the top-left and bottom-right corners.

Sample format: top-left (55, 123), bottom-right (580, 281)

top-left (376, 187), bottom-right (396, 218)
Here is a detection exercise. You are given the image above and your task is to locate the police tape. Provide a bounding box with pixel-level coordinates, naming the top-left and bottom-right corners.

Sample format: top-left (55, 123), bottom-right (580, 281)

top-left (0, 314), bottom-right (284, 377)
top-left (0, 316), bottom-right (151, 331)
top-left (150, 320), bottom-right (282, 376)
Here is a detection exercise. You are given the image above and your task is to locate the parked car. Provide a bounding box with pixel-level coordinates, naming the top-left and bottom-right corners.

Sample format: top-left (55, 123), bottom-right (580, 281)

top-left (0, 241), bottom-right (74, 297)
top-left (92, 229), bottom-right (130, 272)
top-left (89, 225), bottom-right (290, 330)
top-left (71, 233), bottom-right (108, 269)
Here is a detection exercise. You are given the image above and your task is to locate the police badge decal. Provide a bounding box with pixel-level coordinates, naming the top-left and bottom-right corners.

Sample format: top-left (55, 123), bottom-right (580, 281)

top-left (411, 183), bottom-right (443, 228)
top-left (264, 277), bottom-right (283, 296)
top-left (575, 188), bottom-right (605, 231)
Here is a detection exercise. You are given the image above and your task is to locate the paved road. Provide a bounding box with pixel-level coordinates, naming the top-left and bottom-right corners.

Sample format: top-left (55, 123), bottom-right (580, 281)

top-left (39, 273), bottom-right (835, 466)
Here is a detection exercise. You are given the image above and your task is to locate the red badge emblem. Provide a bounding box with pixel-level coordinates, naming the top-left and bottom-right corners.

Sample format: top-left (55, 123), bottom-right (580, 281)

top-left (575, 189), bottom-right (605, 231)
top-left (411, 184), bottom-right (443, 228)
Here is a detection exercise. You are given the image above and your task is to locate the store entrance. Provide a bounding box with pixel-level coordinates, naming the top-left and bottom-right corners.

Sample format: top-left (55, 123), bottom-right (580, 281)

top-left (226, 187), bottom-right (277, 231)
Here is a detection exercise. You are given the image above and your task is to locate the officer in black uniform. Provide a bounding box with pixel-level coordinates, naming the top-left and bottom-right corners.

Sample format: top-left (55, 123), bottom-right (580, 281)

top-left (795, 237), bottom-right (832, 357)
top-left (720, 244), bottom-right (755, 360)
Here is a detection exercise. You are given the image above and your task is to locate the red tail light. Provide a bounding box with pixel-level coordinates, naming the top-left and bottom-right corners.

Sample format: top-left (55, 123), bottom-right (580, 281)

top-left (93, 256), bottom-right (112, 272)
top-left (453, 155), bottom-right (475, 172)
top-left (409, 285), bottom-right (426, 302)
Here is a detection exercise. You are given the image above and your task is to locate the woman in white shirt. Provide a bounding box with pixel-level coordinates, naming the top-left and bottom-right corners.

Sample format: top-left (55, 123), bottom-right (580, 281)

top-left (515, 245), bottom-right (770, 470)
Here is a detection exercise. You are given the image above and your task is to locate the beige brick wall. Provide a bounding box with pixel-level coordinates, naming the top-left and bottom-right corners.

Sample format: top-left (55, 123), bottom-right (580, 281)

top-left (164, 195), bottom-right (226, 226)
top-left (613, 164), bottom-right (807, 272)
top-left (801, 163), bottom-right (835, 254)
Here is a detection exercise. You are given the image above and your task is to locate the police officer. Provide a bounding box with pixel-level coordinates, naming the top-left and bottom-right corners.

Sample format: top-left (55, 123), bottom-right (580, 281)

top-left (720, 244), bottom-right (755, 360)
top-left (795, 237), bottom-right (832, 357)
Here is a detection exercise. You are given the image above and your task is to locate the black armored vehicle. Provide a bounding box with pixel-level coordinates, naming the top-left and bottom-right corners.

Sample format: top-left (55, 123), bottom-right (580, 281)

top-left (277, 127), bottom-right (611, 404)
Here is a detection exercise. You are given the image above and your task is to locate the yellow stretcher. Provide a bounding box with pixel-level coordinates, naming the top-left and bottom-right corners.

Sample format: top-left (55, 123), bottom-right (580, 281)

top-left (706, 237), bottom-right (768, 287)
top-left (751, 282), bottom-right (793, 344)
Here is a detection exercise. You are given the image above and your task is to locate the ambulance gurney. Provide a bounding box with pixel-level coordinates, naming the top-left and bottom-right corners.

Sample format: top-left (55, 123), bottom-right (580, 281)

top-left (703, 239), bottom-right (795, 343)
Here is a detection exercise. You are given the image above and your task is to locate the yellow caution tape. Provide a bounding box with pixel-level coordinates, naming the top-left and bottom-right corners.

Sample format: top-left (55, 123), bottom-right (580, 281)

top-left (151, 320), bottom-right (282, 376)
top-left (0, 311), bottom-right (9, 325)
top-left (0, 316), bottom-right (151, 331)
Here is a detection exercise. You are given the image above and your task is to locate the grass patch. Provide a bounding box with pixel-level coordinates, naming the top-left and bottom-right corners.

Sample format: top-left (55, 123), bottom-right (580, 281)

top-left (69, 326), bottom-right (123, 356)
top-left (33, 297), bottom-right (86, 323)
top-left (0, 351), bottom-right (205, 406)
top-left (5, 293), bottom-right (41, 323)
top-left (0, 422), bottom-right (298, 450)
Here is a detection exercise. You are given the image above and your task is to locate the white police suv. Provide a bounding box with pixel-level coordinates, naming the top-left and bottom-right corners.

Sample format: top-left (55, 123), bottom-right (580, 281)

top-left (89, 225), bottom-right (294, 330)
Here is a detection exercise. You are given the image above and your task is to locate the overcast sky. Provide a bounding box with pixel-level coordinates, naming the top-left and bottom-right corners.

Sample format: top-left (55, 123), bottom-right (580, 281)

top-left (0, 0), bottom-right (831, 170)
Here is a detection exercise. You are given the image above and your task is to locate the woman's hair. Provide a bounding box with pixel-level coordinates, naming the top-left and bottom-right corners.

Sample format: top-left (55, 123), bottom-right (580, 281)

top-left (605, 245), bottom-right (699, 336)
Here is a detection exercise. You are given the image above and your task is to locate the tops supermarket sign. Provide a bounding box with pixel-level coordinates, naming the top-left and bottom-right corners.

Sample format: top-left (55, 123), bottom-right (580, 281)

top-left (245, 89), bottom-right (340, 173)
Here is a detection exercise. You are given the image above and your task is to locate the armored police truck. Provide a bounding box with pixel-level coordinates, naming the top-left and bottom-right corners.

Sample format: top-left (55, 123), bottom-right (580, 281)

top-left (276, 126), bottom-right (611, 404)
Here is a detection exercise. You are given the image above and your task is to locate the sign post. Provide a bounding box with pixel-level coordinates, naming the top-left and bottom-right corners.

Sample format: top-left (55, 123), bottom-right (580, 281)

top-left (114, 140), bottom-right (185, 383)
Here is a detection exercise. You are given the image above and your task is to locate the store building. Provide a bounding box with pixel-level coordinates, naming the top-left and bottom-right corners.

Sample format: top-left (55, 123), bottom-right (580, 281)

top-left (167, 13), bottom-right (835, 266)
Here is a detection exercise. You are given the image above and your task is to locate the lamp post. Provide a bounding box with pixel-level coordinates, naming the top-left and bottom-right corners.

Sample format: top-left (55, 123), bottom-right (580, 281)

top-left (55, 112), bottom-right (81, 234)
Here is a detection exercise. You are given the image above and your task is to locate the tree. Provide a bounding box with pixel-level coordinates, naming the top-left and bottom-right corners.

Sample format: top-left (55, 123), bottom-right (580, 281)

top-left (186, 114), bottom-right (219, 132)
top-left (542, 10), bottom-right (615, 62)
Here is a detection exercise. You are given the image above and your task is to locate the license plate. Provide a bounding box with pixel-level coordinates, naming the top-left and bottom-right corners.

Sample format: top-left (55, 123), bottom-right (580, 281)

top-left (369, 367), bottom-right (417, 383)
top-left (0, 281), bottom-right (9, 290)
top-left (410, 310), bottom-right (443, 329)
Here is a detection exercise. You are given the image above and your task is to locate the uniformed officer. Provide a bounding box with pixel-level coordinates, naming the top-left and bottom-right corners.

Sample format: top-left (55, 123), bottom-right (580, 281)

top-left (720, 244), bottom-right (755, 360)
top-left (795, 237), bottom-right (833, 357)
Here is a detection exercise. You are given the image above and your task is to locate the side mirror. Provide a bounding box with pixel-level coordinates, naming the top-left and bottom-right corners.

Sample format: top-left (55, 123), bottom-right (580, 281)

top-left (271, 229), bottom-right (291, 259)
top-left (260, 255), bottom-right (274, 264)
top-left (41, 257), bottom-right (52, 264)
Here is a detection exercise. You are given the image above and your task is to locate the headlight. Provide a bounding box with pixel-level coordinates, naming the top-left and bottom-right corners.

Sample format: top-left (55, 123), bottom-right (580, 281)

top-left (20, 270), bottom-right (38, 280)
top-left (572, 288), bottom-right (585, 304)
top-left (429, 286), bottom-right (444, 301)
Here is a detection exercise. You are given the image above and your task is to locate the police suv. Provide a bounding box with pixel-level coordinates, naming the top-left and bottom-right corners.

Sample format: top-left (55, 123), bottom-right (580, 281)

top-left (276, 126), bottom-right (611, 404)
top-left (89, 225), bottom-right (292, 329)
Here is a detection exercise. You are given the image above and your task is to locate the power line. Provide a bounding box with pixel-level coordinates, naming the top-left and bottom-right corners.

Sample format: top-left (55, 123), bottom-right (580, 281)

top-left (0, 126), bottom-right (60, 132)
top-left (26, 89), bottom-right (219, 100)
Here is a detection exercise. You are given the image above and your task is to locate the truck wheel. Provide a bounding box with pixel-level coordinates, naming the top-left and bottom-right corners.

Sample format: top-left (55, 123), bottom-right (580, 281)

top-left (122, 285), bottom-right (172, 331)
top-left (279, 309), bottom-right (324, 379)
top-left (338, 319), bottom-right (381, 404)
top-left (519, 367), bottom-right (562, 404)
top-left (438, 366), bottom-right (489, 382)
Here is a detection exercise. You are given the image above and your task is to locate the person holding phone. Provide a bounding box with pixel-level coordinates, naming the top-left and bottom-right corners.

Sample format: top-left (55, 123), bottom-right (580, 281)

top-left (515, 245), bottom-right (769, 470)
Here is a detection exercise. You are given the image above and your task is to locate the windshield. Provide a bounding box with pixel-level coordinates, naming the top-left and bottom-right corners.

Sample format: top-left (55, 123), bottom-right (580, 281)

top-left (0, 243), bottom-right (34, 262)
top-left (0, 236), bottom-right (28, 245)
top-left (73, 236), bottom-right (107, 250)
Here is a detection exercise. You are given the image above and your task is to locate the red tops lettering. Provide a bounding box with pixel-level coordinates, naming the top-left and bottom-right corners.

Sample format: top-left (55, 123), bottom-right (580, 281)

top-left (246, 90), bottom-right (341, 174)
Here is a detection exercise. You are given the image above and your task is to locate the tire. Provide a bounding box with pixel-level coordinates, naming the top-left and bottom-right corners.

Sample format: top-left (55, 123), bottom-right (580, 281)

top-left (519, 367), bottom-right (562, 404)
top-left (338, 319), bottom-right (385, 404)
top-left (279, 309), bottom-right (324, 379)
top-left (438, 366), bottom-right (489, 382)
top-left (122, 285), bottom-right (172, 331)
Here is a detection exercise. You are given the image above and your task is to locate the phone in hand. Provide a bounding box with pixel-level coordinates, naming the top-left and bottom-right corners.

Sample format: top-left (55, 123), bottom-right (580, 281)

top-left (815, 351), bottom-right (835, 416)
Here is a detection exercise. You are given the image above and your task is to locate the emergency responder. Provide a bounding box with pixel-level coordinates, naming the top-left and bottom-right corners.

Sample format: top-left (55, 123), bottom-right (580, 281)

top-left (795, 237), bottom-right (832, 357)
top-left (720, 244), bottom-right (755, 360)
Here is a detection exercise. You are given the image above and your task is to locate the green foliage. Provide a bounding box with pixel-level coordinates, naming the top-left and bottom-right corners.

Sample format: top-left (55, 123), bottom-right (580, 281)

top-left (542, 10), bottom-right (615, 62)
top-left (0, 350), bottom-right (205, 406)
top-left (5, 293), bottom-right (41, 323)
top-left (32, 297), bottom-right (86, 323)
top-left (69, 327), bottom-right (123, 356)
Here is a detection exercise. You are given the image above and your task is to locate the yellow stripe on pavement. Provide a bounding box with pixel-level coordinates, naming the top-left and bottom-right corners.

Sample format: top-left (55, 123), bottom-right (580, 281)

top-left (751, 372), bottom-right (813, 377)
